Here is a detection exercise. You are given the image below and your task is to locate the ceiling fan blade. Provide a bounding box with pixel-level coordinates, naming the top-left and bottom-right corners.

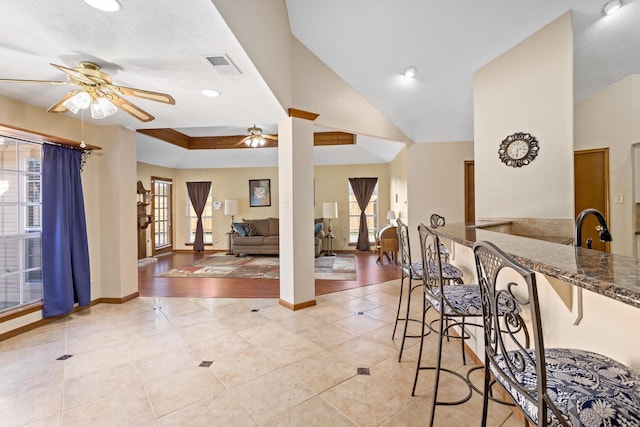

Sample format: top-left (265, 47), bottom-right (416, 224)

top-left (263, 134), bottom-right (278, 140)
top-left (116, 86), bottom-right (175, 105)
top-left (110, 95), bottom-right (155, 122)
top-left (46, 92), bottom-right (76, 113)
top-left (0, 78), bottom-right (71, 85)
top-left (50, 63), bottom-right (95, 85)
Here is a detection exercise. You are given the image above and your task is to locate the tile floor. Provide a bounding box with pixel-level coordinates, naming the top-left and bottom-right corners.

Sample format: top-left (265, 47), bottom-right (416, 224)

top-left (0, 279), bottom-right (523, 426)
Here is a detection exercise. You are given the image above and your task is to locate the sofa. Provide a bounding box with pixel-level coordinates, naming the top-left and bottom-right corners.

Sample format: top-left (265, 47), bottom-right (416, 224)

top-left (231, 217), bottom-right (325, 257)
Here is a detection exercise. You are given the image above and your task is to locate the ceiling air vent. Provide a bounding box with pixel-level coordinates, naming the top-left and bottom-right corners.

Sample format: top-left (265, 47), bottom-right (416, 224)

top-left (205, 54), bottom-right (241, 75)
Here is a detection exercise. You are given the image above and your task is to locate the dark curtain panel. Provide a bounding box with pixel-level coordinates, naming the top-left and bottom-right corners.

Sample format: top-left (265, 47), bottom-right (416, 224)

top-left (348, 177), bottom-right (378, 251)
top-left (186, 181), bottom-right (211, 252)
top-left (42, 144), bottom-right (91, 318)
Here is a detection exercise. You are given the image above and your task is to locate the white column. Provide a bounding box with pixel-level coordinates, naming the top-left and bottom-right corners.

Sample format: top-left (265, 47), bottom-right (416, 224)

top-left (278, 109), bottom-right (318, 309)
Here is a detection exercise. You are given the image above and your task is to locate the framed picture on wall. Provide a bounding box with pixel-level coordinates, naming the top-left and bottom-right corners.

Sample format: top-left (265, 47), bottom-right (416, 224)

top-left (249, 179), bottom-right (271, 207)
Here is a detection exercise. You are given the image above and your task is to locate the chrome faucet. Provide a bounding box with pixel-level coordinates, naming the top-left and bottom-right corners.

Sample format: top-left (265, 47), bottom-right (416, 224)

top-left (574, 208), bottom-right (612, 249)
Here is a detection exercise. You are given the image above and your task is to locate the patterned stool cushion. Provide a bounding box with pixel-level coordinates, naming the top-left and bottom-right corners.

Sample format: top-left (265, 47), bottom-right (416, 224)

top-left (426, 284), bottom-right (483, 315)
top-left (405, 261), bottom-right (464, 281)
top-left (491, 348), bottom-right (640, 426)
top-left (429, 263), bottom-right (464, 280)
top-left (426, 285), bottom-right (515, 316)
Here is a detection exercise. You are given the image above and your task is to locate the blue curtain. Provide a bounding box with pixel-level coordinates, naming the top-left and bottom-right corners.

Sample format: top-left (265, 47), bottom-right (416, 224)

top-left (42, 144), bottom-right (91, 318)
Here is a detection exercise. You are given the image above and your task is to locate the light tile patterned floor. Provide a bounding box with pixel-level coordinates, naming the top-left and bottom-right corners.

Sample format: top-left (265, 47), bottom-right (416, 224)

top-left (0, 279), bottom-right (523, 426)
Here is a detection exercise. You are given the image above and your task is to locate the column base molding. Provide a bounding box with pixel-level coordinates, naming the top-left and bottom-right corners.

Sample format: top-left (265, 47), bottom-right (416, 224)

top-left (279, 298), bottom-right (317, 311)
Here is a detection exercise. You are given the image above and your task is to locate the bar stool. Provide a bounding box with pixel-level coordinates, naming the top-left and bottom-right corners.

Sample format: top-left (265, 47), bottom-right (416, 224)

top-left (473, 240), bottom-right (640, 426)
top-left (392, 219), bottom-right (464, 362)
top-left (413, 223), bottom-right (485, 426)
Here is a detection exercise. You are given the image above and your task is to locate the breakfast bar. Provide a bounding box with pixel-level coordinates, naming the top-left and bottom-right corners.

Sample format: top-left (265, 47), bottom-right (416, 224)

top-left (429, 221), bottom-right (640, 369)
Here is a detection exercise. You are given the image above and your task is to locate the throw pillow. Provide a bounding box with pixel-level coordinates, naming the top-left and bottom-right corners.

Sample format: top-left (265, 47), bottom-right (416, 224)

top-left (233, 222), bottom-right (247, 237)
top-left (242, 223), bottom-right (256, 236)
top-left (314, 222), bottom-right (323, 234)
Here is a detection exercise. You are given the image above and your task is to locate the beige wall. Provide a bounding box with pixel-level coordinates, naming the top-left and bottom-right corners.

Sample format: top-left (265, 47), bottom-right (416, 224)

top-left (406, 141), bottom-right (474, 242)
top-left (136, 162), bottom-right (176, 256)
top-left (473, 12), bottom-right (574, 220)
top-left (137, 162), bottom-right (391, 253)
top-left (388, 145), bottom-right (408, 224)
top-left (574, 74), bottom-right (640, 257)
top-left (314, 163), bottom-right (390, 251)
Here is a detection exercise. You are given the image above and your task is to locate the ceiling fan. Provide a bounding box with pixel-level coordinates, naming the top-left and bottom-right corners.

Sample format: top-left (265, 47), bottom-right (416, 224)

top-left (0, 61), bottom-right (175, 122)
top-left (238, 125), bottom-right (278, 147)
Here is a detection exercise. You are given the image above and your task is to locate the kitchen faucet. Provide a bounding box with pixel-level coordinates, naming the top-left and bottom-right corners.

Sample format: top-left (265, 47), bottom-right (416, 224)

top-left (573, 208), bottom-right (612, 326)
top-left (574, 208), bottom-right (612, 249)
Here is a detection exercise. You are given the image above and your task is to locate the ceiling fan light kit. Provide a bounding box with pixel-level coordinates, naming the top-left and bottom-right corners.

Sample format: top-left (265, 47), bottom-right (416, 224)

top-left (62, 91), bottom-right (91, 113)
top-left (238, 125), bottom-right (278, 148)
top-left (245, 136), bottom-right (266, 147)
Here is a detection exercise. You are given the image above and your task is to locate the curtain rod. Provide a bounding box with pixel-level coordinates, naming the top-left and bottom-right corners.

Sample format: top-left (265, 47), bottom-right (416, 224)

top-left (0, 123), bottom-right (101, 151)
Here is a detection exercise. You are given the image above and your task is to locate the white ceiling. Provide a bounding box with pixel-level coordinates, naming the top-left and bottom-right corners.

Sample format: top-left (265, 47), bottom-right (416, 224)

top-left (287, 0), bottom-right (640, 143)
top-left (1, 0), bottom-right (639, 168)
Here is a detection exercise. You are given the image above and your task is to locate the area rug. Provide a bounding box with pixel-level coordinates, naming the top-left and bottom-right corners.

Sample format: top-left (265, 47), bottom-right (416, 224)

top-left (158, 254), bottom-right (357, 281)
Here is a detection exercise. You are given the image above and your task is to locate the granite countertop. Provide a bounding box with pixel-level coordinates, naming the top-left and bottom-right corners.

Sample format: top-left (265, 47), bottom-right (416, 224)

top-left (433, 223), bottom-right (640, 309)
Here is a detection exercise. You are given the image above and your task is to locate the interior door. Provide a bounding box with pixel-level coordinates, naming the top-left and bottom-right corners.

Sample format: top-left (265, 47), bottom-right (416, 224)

top-left (464, 160), bottom-right (475, 223)
top-left (574, 148), bottom-right (610, 252)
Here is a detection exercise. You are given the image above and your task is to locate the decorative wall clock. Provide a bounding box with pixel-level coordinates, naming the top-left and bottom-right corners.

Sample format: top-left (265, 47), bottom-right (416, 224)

top-left (498, 132), bottom-right (539, 167)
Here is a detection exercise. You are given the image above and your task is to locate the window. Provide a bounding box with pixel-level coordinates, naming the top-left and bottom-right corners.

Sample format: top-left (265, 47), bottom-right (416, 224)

top-left (186, 188), bottom-right (213, 244)
top-left (152, 177), bottom-right (172, 253)
top-left (348, 182), bottom-right (379, 243)
top-left (0, 137), bottom-right (42, 313)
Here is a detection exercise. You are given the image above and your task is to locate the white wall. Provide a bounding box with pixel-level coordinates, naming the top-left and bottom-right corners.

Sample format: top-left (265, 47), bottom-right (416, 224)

top-left (473, 12), bottom-right (574, 220)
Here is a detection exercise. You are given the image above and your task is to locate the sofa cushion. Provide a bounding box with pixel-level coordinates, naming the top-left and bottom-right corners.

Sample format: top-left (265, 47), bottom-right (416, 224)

top-left (262, 236), bottom-right (279, 246)
top-left (268, 218), bottom-right (279, 236)
top-left (314, 222), bottom-right (323, 234)
top-left (244, 218), bottom-right (270, 236)
top-left (232, 236), bottom-right (265, 246)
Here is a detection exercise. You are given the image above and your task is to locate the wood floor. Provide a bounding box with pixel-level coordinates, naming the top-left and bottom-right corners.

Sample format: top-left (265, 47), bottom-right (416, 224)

top-left (138, 251), bottom-right (401, 298)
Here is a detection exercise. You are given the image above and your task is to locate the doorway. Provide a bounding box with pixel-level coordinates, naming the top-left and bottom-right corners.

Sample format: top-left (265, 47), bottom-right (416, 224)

top-left (574, 148), bottom-right (610, 252)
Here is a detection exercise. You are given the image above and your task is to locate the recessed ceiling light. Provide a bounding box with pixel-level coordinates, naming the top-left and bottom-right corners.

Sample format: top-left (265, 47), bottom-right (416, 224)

top-left (201, 89), bottom-right (220, 97)
top-left (83, 0), bottom-right (121, 12)
top-left (404, 66), bottom-right (417, 79)
top-left (602, 0), bottom-right (622, 15)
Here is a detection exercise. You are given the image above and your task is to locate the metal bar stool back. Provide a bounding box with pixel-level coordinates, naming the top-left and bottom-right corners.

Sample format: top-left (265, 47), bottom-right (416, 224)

top-left (473, 240), bottom-right (640, 426)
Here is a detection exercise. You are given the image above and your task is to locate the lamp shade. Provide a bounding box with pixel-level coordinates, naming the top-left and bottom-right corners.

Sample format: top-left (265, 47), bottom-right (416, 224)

top-left (322, 202), bottom-right (338, 219)
top-left (224, 199), bottom-right (239, 215)
top-left (386, 210), bottom-right (396, 221)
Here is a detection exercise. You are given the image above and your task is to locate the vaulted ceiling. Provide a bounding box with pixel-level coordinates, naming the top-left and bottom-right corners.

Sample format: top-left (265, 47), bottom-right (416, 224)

top-left (0, 0), bottom-right (638, 168)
